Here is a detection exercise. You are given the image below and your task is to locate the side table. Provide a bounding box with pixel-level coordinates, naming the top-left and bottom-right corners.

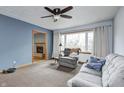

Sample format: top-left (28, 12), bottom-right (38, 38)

top-left (51, 57), bottom-right (59, 65)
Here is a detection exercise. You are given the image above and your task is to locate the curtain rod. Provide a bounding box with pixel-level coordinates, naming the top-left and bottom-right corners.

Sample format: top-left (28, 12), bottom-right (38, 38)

top-left (61, 29), bottom-right (93, 34)
top-left (60, 25), bottom-right (112, 34)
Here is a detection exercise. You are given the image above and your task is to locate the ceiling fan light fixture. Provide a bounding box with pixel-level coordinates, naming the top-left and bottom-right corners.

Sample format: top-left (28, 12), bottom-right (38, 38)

top-left (54, 15), bottom-right (60, 20)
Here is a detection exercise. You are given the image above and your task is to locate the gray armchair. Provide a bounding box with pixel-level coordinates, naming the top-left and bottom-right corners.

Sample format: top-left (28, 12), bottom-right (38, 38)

top-left (58, 48), bottom-right (80, 68)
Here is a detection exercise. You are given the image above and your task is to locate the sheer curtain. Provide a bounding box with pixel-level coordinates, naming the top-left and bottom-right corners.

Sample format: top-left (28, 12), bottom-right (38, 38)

top-left (52, 32), bottom-right (61, 58)
top-left (93, 25), bottom-right (113, 57)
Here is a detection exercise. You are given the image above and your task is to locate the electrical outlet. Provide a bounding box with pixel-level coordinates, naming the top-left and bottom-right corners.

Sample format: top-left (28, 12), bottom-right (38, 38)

top-left (13, 61), bottom-right (16, 64)
top-left (12, 61), bottom-right (16, 68)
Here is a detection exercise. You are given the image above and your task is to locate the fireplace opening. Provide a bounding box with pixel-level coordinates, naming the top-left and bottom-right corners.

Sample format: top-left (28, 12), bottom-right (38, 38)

top-left (37, 46), bottom-right (43, 53)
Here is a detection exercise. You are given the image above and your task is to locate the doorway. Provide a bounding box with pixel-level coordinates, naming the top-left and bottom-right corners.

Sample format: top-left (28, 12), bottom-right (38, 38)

top-left (32, 30), bottom-right (48, 63)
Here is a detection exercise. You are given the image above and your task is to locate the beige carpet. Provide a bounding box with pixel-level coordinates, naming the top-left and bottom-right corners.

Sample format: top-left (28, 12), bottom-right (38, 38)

top-left (0, 60), bottom-right (81, 87)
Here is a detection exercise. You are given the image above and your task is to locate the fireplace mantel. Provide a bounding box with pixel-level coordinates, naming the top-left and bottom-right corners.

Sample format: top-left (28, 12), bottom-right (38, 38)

top-left (34, 42), bottom-right (46, 44)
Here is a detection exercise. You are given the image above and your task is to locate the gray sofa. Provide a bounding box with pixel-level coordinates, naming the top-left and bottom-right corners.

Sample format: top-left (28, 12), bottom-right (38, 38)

top-left (67, 54), bottom-right (124, 87)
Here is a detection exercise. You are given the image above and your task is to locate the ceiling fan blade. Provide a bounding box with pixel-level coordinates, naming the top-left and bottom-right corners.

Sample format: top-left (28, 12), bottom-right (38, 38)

top-left (61, 6), bottom-right (73, 14)
top-left (41, 15), bottom-right (53, 18)
top-left (44, 7), bottom-right (56, 14)
top-left (60, 15), bottom-right (72, 19)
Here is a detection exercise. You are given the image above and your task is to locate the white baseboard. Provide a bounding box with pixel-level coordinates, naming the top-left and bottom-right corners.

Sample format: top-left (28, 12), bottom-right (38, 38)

top-left (0, 62), bottom-right (35, 73)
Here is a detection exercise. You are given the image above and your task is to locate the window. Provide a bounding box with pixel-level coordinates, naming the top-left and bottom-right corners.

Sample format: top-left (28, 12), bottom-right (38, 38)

top-left (61, 31), bottom-right (94, 53)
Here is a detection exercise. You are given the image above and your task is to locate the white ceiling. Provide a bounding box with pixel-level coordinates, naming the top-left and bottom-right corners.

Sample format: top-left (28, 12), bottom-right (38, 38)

top-left (0, 6), bottom-right (119, 30)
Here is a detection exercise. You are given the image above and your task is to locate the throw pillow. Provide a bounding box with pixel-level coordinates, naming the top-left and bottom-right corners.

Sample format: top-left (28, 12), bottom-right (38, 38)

top-left (89, 56), bottom-right (98, 63)
top-left (69, 52), bottom-right (78, 57)
top-left (86, 56), bottom-right (106, 71)
top-left (64, 48), bottom-right (71, 56)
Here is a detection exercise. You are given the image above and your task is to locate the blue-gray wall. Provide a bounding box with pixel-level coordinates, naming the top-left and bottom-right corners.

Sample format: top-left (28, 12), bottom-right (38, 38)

top-left (0, 14), bottom-right (53, 69)
top-left (114, 7), bottom-right (124, 56)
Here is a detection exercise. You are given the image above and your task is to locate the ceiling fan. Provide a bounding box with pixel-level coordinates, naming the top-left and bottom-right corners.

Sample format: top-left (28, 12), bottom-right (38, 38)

top-left (41, 6), bottom-right (73, 22)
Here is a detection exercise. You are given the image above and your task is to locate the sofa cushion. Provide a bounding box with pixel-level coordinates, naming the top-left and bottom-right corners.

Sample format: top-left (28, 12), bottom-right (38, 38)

top-left (102, 54), bottom-right (118, 72)
top-left (102, 54), bottom-right (124, 87)
top-left (102, 54), bottom-right (118, 86)
top-left (108, 64), bottom-right (124, 87)
top-left (80, 64), bottom-right (102, 77)
top-left (67, 72), bottom-right (102, 87)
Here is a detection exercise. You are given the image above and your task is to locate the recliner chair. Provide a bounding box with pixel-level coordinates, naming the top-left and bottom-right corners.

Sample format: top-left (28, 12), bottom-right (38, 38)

top-left (58, 48), bottom-right (80, 68)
